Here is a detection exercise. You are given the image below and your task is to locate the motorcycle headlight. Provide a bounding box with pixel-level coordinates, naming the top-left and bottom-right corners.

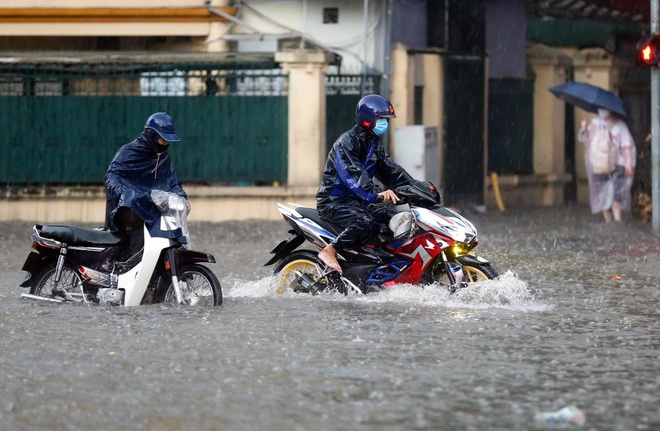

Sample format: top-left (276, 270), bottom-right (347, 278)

top-left (449, 242), bottom-right (471, 257)
top-left (449, 239), bottom-right (478, 257)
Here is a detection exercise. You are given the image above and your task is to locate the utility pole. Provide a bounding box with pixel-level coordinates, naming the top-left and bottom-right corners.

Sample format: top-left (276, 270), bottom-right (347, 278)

top-left (653, 0), bottom-right (660, 232)
top-left (361, 0), bottom-right (369, 96)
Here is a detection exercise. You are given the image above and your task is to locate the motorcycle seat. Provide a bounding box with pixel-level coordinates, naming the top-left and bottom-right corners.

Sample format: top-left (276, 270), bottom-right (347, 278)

top-left (41, 224), bottom-right (127, 246)
top-left (295, 207), bottom-right (344, 236)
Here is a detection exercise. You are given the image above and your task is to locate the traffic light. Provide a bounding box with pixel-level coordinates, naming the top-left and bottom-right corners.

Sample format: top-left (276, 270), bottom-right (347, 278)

top-left (636, 35), bottom-right (660, 67)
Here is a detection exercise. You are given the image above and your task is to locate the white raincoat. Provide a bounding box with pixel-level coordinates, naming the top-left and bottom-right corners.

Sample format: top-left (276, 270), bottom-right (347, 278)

top-left (578, 116), bottom-right (636, 213)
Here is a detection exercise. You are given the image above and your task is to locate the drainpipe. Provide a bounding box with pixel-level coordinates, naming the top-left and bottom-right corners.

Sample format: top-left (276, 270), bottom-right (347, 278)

top-left (381, 0), bottom-right (393, 98)
top-left (653, 0), bottom-right (660, 232)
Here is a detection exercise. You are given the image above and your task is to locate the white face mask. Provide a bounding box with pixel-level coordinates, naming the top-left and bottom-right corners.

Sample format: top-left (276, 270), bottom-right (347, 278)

top-left (598, 109), bottom-right (611, 119)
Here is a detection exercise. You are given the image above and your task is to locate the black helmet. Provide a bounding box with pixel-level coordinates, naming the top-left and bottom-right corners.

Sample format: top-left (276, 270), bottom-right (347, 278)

top-left (144, 112), bottom-right (180, 142)
top-left (354, 94), bottom-right (396, 129)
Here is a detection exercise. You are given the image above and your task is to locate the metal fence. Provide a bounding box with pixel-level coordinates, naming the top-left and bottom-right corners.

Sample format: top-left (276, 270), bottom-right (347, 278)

top-left (0, 55), bottom-right (288, 185)
top-left (0, 54), bottom-right (383, 186)
top-left (325, 73), bottom-right (381, 152)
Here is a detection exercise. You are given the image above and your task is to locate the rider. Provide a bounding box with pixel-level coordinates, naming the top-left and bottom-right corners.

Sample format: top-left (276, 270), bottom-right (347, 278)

top-left (317, 94), bottom-right (417, 274)
top-left (104, 112), bottom-right (187, 258)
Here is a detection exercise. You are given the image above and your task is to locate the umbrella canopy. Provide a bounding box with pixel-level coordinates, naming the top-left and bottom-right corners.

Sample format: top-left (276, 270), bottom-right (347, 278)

top-left (548, 82), bottom-right (628, 119)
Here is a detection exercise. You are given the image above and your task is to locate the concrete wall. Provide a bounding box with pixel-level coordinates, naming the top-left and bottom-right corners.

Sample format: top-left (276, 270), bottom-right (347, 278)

top-left (0, 0), bottom-right (233, 51)
top-left (0, 186), bottom-right (317, 224)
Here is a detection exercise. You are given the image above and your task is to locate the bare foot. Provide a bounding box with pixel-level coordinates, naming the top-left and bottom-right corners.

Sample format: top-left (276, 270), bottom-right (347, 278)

top-left (318, 245), bottom-right (342, 274)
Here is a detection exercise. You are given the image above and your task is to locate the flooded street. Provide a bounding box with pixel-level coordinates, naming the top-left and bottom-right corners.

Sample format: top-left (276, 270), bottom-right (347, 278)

top-left (0, 205), bottom-right (659, 430)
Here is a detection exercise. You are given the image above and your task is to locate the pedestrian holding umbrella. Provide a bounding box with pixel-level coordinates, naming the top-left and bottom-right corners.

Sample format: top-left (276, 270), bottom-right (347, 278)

top-left (549, 81), bottom-right (628, 118)
top-left (549, 82), bottom-right (636, 223)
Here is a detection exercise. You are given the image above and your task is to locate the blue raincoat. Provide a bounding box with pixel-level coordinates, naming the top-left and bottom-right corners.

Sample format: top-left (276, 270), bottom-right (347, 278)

top-left (104, 130), bottom-right (187, 239)
top-left (316, 124), bottom-right (415, 250)
top-left (317, 124), bottom-right (414, 207)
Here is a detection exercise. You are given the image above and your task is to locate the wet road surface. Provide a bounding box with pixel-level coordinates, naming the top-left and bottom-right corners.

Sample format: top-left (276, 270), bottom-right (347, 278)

top-left (0, 205), bottom-right (658, 430)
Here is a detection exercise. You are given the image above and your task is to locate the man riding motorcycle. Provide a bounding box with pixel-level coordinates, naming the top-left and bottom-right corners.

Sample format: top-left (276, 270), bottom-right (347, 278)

top-left (104, 112), bottom-right (188, 259)
top-left (317, 94), bottom-right (418, 274)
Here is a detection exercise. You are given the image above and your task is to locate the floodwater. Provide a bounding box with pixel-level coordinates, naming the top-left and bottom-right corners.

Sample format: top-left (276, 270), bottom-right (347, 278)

top-left (0, 205), bottom-right (659, 431)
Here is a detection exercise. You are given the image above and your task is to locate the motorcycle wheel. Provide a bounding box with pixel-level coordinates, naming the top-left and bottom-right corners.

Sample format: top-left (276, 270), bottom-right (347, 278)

top-left (30, 262), bottom-right (85, 300)
top-left (154, 264), bottom-right (222, 306)
top-left (424, 256), bottom-right (498, 289)
top-left (273, 250), bottom-right (332, 294)
top-left (459, 261), bottom-right (499, 283)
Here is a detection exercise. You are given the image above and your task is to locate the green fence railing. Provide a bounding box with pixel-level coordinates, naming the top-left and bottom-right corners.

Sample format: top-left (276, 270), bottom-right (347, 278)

top-left (0, 57), bottom-right (288, 185)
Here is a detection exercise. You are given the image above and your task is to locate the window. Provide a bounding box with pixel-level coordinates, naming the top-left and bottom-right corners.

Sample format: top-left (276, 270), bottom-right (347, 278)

top-left (323, 8), bottom-right (338, 24)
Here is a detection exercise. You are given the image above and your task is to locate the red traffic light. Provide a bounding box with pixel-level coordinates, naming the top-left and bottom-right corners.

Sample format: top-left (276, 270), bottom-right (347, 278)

top-left (636, 35), bottom-right (660, 68)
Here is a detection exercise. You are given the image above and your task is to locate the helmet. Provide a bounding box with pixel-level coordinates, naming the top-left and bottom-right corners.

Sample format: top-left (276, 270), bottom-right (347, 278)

top-left (354, 94), bottom-right (396, 129)
top-left (144, 112), bottom-right (180, 142)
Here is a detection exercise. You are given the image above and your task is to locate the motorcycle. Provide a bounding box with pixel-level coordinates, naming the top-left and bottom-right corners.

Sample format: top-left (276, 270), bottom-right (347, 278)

top-left (265, 181), bottom-right (498, 295)
top-left (20, 190), bottom-right (222, 306)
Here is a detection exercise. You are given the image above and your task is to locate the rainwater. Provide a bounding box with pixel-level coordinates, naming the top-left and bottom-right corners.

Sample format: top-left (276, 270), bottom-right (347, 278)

top-left (0, 205), bottom-right (658, 430)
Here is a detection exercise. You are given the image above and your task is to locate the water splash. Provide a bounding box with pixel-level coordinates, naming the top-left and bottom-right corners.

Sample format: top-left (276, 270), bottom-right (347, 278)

top-left (449, 271), bottom-right (550, 311)
top-left (226, 276), bottom-right (281, 298)
top-left (225, 271), bottom-right (550, 312)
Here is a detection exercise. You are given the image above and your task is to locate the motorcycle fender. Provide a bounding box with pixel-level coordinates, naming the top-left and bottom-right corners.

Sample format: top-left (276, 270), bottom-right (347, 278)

top-left (175, 249), bottom-right (217, 265)
top-left (265, 234), bottom-right (305, 266)
top-left (20, 251), bottom-right (55, 287)
top-left (20, 273), bottom-right (33, 288)
top-left (457, 254), bottom-right (490, 265)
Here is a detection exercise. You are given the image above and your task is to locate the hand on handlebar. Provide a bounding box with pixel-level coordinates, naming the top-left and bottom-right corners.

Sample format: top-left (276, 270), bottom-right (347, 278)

top-left (377, 189), bottom-right (400, 204)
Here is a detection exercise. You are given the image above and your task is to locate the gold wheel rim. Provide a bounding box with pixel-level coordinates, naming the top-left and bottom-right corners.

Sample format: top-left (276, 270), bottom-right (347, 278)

top-left (277, 259), bottom-right (326, 294)
top-left (462, 265), bottom-right (491, 283)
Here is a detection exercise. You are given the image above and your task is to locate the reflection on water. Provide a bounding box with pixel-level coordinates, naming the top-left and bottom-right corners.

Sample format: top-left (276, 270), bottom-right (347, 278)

top-left (0, 205), bottom-right (659, 430)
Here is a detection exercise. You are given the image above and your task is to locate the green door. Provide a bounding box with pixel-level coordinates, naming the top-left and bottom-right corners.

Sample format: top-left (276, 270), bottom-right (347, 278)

top-left (443, 54), bottom-right (486, 204)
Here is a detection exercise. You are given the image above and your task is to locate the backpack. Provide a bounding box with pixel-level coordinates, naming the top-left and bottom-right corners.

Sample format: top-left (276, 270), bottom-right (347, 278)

top-left (588, 122), bottom-right (617, 175)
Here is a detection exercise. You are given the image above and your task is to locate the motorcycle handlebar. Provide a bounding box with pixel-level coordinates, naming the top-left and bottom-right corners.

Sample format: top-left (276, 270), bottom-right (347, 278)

top-left (376, 192), bottom-right (408, 205)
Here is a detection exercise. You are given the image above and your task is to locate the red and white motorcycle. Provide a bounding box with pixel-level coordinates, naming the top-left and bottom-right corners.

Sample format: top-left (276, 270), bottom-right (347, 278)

top-left (265, 181), bottom-right (498, 295)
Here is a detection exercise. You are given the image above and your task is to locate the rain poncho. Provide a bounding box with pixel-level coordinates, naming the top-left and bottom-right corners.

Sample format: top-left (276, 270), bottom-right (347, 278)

top-left (316, 124), bottom-right (414, 250)
top-left (105, 130), bottom-right (187, 239)
top-left (317, 124), bottom-right (414, 207)
top-left (578, 117), bottom-right (636, 213)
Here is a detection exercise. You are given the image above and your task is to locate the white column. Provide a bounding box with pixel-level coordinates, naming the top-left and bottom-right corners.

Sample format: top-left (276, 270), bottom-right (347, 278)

top-left (275, 49), bottom-right (333, 187)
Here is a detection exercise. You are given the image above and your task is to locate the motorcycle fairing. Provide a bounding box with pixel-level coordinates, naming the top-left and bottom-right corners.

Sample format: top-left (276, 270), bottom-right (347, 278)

top-left (120, 225), bottom-right (169, 306)
top-left (364, 260), bottom-right (410, 284)
top-left (277, 204), bottom-right (335, 249)
top-left (414, 207), bottom-right (478, 244)
top-left (388, 232), bottom-right (449, 284)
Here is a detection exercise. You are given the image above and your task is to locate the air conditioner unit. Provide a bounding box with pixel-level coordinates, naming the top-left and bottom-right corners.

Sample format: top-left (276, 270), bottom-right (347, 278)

top-left (393, 125), bottom-right (440, 188)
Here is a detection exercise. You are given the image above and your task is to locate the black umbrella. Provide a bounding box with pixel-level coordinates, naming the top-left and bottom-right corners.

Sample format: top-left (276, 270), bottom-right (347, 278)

top-left (548, 82), bottom-right (628, 119)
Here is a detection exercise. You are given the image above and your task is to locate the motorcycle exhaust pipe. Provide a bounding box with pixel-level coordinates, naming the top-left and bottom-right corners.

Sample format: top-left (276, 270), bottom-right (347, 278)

top-left (294, 270), bottom-right (324, 294)
top-left (21, 293), bottom-right (64, 303)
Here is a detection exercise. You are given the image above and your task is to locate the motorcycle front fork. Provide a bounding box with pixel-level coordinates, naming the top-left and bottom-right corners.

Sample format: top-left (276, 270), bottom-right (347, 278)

top-left (165, 248), bottom-right (184, 304)
top-left (439, 251), bottom-right (467, 293)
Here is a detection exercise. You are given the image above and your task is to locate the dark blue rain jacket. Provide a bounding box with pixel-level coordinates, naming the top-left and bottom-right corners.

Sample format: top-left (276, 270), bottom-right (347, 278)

top-left (104, 131), bottom-right (187, 238)
top-left (316, 124), bottom-right (414, 209)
